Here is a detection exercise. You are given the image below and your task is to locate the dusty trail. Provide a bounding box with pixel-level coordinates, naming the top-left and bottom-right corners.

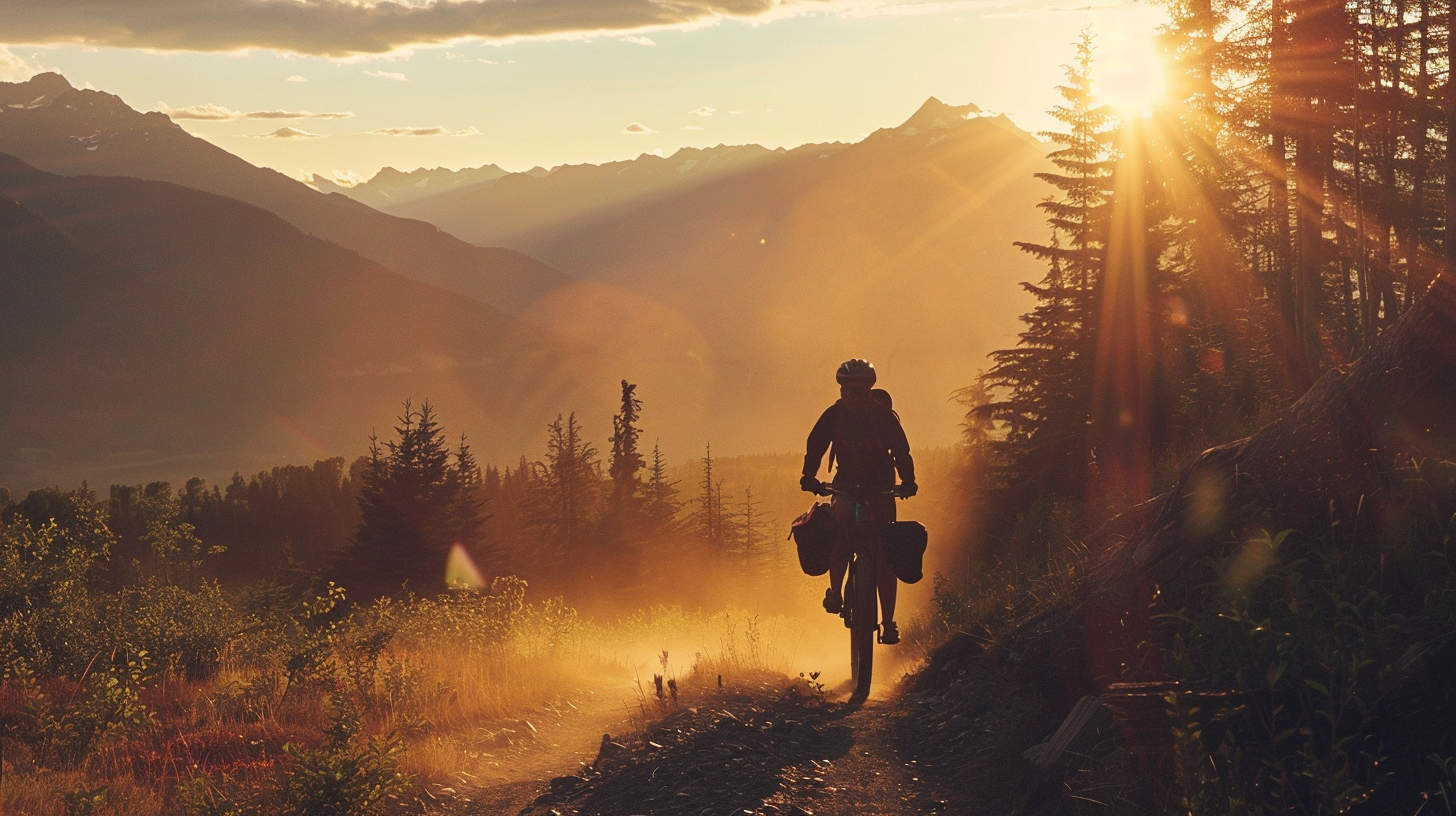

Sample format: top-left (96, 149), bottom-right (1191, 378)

top-left (461, 675), bottom-right (950, 816)
top-left (440, 686), bottom-right (642, 815)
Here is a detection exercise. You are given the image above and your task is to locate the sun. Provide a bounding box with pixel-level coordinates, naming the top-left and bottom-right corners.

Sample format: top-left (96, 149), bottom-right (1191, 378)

top-left (1090, 12), bottom-right (1169, 117)
top-left (1097, 62), bottom-right (1166, 117)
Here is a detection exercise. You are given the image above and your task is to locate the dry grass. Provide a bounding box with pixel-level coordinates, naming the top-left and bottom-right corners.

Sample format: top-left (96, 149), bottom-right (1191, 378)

top-left (2, 594), bottom-right (822, 814)
top-left (1, 768), bottom-right (166, 816)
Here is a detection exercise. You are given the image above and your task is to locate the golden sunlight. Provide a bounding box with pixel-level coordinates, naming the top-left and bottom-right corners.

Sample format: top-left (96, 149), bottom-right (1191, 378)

top-left (1091, 10), bottom-right (1169, 116)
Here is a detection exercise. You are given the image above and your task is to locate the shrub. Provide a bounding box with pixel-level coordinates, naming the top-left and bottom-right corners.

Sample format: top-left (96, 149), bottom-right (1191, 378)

top-left (275, 735), bottom-right (410, 816)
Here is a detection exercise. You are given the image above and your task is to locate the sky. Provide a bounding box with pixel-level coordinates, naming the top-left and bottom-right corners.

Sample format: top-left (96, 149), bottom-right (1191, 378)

top-left (0, 0), bottom-right (1167, 183)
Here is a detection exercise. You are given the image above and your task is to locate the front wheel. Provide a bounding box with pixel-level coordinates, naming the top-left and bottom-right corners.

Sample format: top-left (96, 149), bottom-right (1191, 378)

top-left (846, 545), bottom-right (877, 702)
top-left (849, 615), bottom-right (875, 701)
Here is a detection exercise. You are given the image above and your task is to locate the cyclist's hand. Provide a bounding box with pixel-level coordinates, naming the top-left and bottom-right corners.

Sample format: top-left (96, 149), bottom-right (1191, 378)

top-left (800, 475), bottom-right (824, 494)
top-left (896, 482), bottom-right (918, 498)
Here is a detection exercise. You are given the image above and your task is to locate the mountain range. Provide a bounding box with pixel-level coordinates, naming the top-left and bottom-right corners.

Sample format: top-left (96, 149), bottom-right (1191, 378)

top-left (0, 76), bottom-right (1052, 490)
top-left (308, 162), bottom-right (513, 210)
top-left (383, 98), bottom-right (1053, 455)
top-left (0, 73), bottom-right (564, 314)
top-left (0, 153), bottom-right (604, 488)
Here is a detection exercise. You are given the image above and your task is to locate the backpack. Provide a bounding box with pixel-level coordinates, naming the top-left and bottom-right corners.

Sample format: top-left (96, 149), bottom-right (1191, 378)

top-left (788, 502), bottom-right (836, 576)
top-left (827, 398), bottom-right (897, 485)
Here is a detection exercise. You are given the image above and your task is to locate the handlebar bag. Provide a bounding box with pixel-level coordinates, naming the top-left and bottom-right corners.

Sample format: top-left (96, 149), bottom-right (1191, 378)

top-left (883, 520), bottom-right (928, 584)
top-left (788, 501), bottom-right (836, 576)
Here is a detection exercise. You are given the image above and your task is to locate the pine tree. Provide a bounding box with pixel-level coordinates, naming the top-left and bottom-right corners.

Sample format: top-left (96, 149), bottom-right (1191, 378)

top-left (726, 487), bottom-right (772, 573)
top-left (336, 400), bottom-right (485, 600)
top-left (448, 433), bottom-right (492, 559)
top-left (979, 31), bottom-right (1116, 513)
top-left (606, 380), bottom-right (646, 531)
top-left (643, 441), bottom-right (683, 534)
top-left (522, 413), bottom-right (603, 573)
top-left (687, 443), bottom-right (725, 548)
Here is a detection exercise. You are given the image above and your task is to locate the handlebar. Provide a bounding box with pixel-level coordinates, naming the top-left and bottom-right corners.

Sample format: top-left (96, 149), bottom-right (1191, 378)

top-left (817, 484), bottom-right (912, 500)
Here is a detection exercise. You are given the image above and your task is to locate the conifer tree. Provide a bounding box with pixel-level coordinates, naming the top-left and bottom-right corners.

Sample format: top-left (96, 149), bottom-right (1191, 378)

top-left (336, 400), bottom-right (485, 600)
top-left (979, 31), bottom-right (1115, 512)
top-left (727, 487), bottom-right (771, 572)
top-left (606, 380), bottom-right (646, 528)
top-left (643, 441), bottom-right (682, 534)
top-left (522, 413), bottom-right (602, 571)
top-left (688, 443), bottom-right (725, 548)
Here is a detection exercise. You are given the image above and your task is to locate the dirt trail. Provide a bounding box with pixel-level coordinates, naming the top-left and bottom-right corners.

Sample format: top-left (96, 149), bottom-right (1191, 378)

top-left (784, 701), bottom-right (946, 816)
top-left (441, 686), bottom-right (642, 815)
top-left (457, 675), bottom-right (949, 816)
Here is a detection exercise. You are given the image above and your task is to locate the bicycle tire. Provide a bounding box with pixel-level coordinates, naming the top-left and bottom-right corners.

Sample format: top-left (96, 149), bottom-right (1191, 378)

top-left (847, 524), bottom-right (878, 702)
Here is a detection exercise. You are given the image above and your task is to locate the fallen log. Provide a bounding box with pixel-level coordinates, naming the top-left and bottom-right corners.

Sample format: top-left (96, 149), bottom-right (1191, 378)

top-left (1080, 272), bottom-right (1456, 686)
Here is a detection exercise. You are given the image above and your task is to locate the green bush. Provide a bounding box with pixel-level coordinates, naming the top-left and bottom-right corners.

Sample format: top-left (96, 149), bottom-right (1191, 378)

top-left (276, 735), bottom-right (410, 816)
top-left (1165, 459), bottom-right (1456, 814)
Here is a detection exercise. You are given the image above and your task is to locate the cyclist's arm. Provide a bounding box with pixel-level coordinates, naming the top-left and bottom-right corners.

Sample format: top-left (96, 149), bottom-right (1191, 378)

top-left (802, 404), bottom-right (837, 479)
top-left (887, 415), bottom-right (916, 486)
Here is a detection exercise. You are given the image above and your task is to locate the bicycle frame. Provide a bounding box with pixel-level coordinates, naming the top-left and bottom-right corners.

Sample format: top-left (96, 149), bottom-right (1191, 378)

top-left (820, 484), bottom-right (901, 702)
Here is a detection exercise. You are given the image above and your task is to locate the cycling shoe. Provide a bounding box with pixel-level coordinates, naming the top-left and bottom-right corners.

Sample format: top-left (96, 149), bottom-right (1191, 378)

top-left (878, 621), bottom-right (900, 645)
top-left (822, 587), bottom-right (843, 614)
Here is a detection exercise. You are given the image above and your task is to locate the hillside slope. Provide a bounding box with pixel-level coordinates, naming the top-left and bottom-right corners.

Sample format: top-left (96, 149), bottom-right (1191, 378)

top-left (400, 98), bottom-right (1051, 450)
top-left (0, 73), bottom-right (567, 314)
top-left (391, 143), bottom-right (790, 248)
top-left (0, 154), bottom-right (604, 489)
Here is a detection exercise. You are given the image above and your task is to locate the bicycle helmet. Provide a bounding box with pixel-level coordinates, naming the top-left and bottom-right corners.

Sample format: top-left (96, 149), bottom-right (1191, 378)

top-left (836, 359), bottom-right (877, 385)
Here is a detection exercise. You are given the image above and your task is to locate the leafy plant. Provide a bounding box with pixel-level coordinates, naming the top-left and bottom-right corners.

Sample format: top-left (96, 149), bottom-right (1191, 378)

top-left (275, 735), bottom-right (410, 816)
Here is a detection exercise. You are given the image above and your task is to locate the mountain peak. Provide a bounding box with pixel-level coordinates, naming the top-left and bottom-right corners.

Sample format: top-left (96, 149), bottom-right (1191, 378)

top-left (899, 97), bottom-right (982, 133)
top-left (27, 72), bottom-right (74, 92)
top-left (0, 72), bottom-right (75, 108)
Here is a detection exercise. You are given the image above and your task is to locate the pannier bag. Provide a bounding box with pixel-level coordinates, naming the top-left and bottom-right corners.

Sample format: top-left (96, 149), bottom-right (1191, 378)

top-left (883, 520), bottom-right (928, 584)
top-left (789, 502), bottom-right (836, 576)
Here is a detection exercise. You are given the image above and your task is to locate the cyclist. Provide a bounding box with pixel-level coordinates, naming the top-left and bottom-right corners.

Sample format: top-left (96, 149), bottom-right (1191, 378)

top-left (800, 359), bottom-right (917, 644)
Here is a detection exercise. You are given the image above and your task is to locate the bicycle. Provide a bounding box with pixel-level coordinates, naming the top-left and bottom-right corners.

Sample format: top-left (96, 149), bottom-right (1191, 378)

top-left (818, 483), bottom-right (909, 702)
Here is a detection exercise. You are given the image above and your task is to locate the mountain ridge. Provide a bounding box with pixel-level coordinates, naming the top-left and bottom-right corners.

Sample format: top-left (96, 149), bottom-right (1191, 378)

top-left (0, 151), bottom-right (606, 490)
top-left (0, 73), bottom-right (569, 314)
top-left (385, 99), bottom-right (1054, 452)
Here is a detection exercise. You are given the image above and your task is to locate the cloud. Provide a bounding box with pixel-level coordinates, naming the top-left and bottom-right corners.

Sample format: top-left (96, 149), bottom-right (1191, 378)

top-left (369, 125), bottom-right (481, 136)
top-left (621, 122), bottom-right (654, 134)
top-left (620, 35), bottom-right (656, 45)
top-left (728, 109), bottom-right (746, 114)
top-left (681, 125), bottom-right (703, 130)
top-left (445, 51), bottom-right (496, 63)
top-left (287, 74), bottom-right (307, 81)
top-left (981, 1), bottom-right (1126, 17)
top-left (0, 46), bottom-right (49, 82)
top-left (364, 70), bottom-right (409, 81)
top-left (158, 101), bottom-right (355, 120)
top-left (689, 106), bottom-right (716, 116)
top-left (0, 0), bottom-right (812, 56)
top-left (253, 126), bottom-right (324, 139)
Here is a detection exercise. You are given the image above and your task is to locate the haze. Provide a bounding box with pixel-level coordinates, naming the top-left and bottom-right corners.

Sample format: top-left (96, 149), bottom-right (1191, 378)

top-left (0, 1), bottom-right (1165, 180)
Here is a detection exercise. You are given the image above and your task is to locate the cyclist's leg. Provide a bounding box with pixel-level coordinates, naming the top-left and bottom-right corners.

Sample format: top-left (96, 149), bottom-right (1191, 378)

top-left (876, 544), bottom-right (898, 624)
top-left (871, 496), bottom-right (899, 642)
top-left (826, 499), bottom-right (852, 611)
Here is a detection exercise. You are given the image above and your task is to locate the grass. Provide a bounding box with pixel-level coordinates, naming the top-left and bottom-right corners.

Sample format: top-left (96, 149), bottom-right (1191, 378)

top-left (2, 588), bottom-right (829, 815)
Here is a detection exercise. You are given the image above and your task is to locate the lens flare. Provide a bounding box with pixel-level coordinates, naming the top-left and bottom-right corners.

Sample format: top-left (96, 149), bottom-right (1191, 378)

top-left (445, 542), bottom-right (486, 590)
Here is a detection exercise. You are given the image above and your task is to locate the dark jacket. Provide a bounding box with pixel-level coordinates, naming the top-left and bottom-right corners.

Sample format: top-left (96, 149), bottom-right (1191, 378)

top-left (802, 395), bottom-right (915, 488)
